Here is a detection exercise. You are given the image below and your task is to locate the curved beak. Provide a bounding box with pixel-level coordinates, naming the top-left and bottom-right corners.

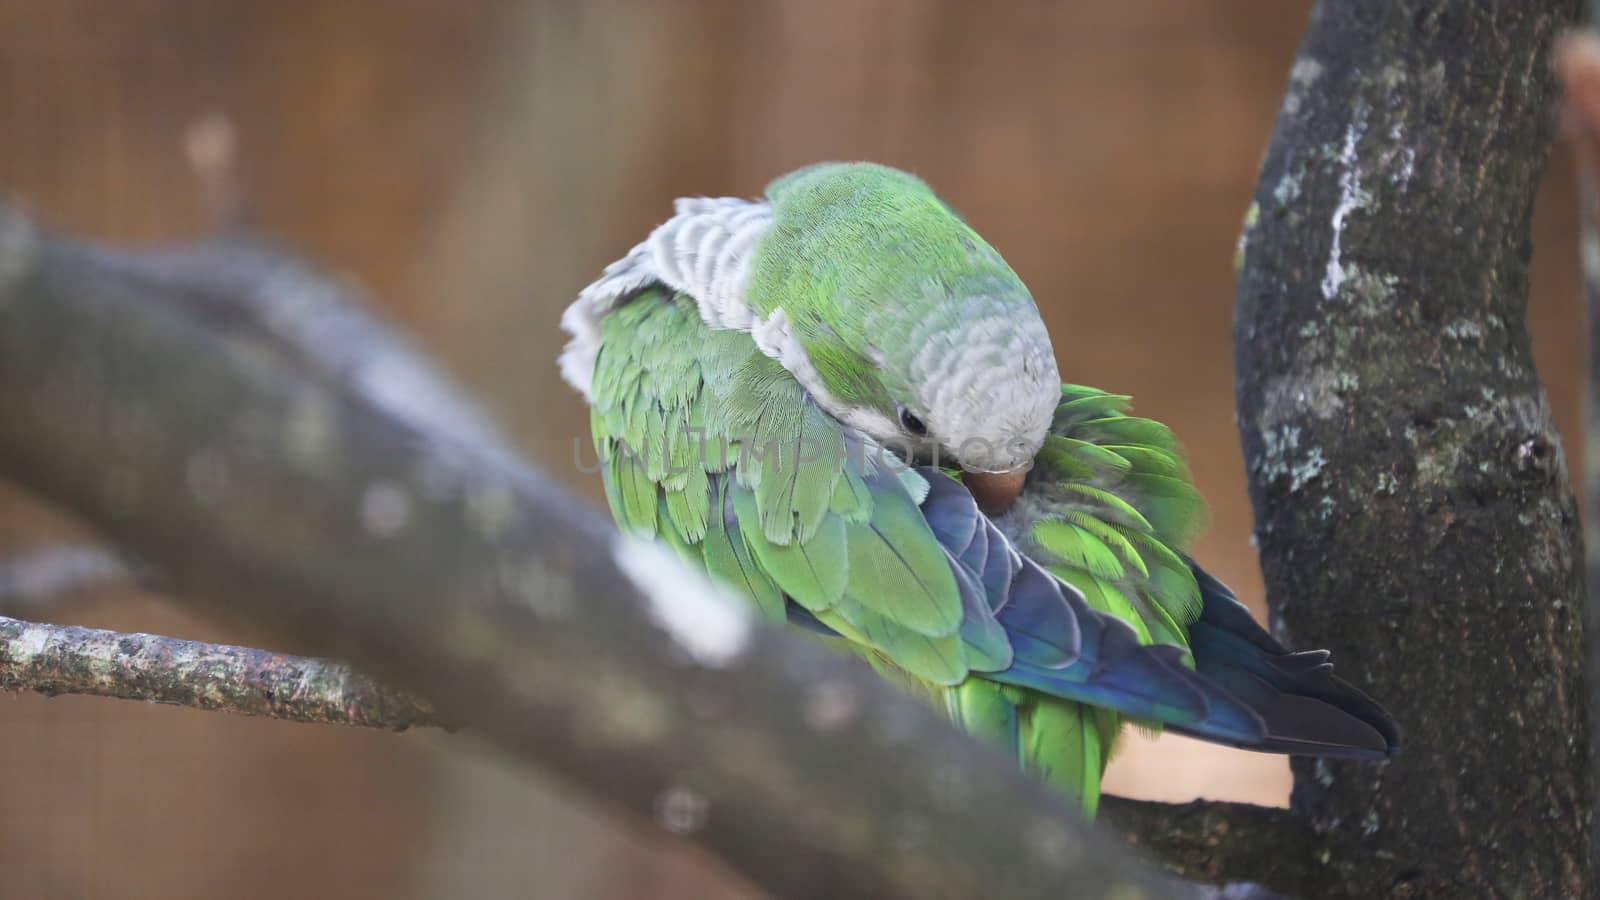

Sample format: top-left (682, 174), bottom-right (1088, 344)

top-left (962, 468), bottom-right (1028, 517)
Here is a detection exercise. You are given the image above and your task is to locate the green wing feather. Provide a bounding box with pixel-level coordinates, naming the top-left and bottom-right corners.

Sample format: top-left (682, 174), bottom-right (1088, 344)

top-left (590, 287), bottom-right (967, 687)
top-left (702, 481), bottom-right (787, 622)
top-left (946, 679), bottom-right (1023, 762)
top-left (590, 295), bottom-right (1212, 818)
top-left (1025, 698), bottom-right (1118, 817)
top-left (841, 481), bottom-right (963, 638)
top-left (1014, 385), bottom-right (1210, 788)
top-left (825, 596), bottom-right (967, 685)
top-left (1027, 384), bottom-right (1207, 644)
top-left (1032, 520), bottom-right (1127, 582)
top-left (734, 480), bottom-right (847, 608)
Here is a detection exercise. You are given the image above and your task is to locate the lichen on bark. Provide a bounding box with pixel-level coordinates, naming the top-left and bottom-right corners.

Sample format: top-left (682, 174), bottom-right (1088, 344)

top-left (1235, 2), bottom-right (1590, 897)
top-left (1, 614), bottom-right (436, 728)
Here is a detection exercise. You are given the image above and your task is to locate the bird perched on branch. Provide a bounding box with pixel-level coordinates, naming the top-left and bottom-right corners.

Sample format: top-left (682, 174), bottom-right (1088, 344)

top-left (560, 162), bottom-right (1399, 816)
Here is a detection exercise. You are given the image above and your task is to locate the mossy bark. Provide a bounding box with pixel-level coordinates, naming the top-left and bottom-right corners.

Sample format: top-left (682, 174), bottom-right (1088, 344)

top-left (1235, 2), bottom-right (1590, 897)
top-left (1101, 797), bottom-right (1388, 898)
top-left (1582, 1), bottom-right (1600, 880)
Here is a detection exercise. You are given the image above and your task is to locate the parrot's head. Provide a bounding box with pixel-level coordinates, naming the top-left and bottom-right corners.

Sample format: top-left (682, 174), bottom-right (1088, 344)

top-left (749, 162), bottom-right (1060, 505)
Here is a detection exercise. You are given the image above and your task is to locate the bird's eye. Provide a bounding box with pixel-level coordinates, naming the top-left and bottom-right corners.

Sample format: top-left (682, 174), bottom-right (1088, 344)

top-left (896, 404), bottom-right (928, 437)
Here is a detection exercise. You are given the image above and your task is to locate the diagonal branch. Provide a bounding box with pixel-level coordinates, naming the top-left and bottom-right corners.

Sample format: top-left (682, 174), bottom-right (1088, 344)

top-left (0, 202), bottom-right (1198, 899)
top-left (0, 604), bottom-right (1307, 896)
top-left (0, 606), bottom-right (1313, 896)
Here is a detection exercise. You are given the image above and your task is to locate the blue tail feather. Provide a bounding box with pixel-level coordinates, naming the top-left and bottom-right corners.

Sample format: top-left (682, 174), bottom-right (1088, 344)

top-left (1169, 562), bottom-right (1401, 758)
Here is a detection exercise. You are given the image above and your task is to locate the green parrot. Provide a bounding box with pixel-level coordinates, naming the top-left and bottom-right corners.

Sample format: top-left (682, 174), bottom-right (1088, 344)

top-left (561, 162), bottom-right (1399, 817)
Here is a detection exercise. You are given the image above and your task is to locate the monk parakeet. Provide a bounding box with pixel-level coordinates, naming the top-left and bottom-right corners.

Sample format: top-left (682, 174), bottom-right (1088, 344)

top-left (560, 162), bottom-right (1399, 816)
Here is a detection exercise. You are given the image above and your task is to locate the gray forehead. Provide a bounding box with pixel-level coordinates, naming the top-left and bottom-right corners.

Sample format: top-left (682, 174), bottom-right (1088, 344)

top-left (906, 305), bottom-right (1058, 429)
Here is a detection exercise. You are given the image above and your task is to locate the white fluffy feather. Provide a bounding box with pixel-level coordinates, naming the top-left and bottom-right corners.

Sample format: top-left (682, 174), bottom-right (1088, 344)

top-left (558, 192), bottom-right (1055, 477)
top-left (559, 197), bottom-right (774, 399)
top-left (907, 298), bottom-right (1059, 472)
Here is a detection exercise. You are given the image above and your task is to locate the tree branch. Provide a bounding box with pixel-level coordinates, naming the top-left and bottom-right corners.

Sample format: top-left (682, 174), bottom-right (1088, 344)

top-left (1100, 797), bottom-right (1392, 898)
top-left (0, 613), bottom-right (436, 729)
top-left (1554, 23), bottom-right (1600, 871)
top-left (16, 5), bottom-right (1559, 891)
top-left (1, 595), bottom-right (1317, 893)
top-left (1234, 2), bottom-right (1589, 897)
top-left (0, 601), bottom-right (1309, 894)
top-left (0, 204), bottom-right (1198, 898)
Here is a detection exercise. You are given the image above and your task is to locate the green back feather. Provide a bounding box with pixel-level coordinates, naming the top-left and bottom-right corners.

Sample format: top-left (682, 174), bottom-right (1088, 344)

top-left (746, 163), bottom-right (1043, 423)
top-left (591, 287), bottom-right (968, 687)
top-left (587, 268), bottom-right (1211, 820)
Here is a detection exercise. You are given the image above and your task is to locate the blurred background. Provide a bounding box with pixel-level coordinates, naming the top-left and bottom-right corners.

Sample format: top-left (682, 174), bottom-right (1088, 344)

top-left (0, 1), bottom-right (1581, 897)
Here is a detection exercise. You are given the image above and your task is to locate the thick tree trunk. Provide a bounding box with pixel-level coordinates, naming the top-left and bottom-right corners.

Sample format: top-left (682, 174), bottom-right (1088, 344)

top-left (1235, 2), bottom-right (1589, 897)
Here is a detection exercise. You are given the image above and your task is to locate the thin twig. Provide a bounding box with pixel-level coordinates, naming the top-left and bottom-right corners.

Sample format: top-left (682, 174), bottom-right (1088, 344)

top-left (0, 614), bottom-right (436, 729)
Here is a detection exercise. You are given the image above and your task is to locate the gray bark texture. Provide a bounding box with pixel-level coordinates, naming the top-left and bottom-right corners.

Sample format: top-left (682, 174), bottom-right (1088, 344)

top-left (1572, 4), bottom-right (1600, 882)
top-left (0, 613), bottom-right (435, 729)
top-left (1583, 8), bottom-right (1600, 881)
top-left (0, 206), bottom-right (1200, 900)
top-left (1100, 798), bottom-right (1384, 898)
top-left (1234, 2), bottom-right (1590, 897)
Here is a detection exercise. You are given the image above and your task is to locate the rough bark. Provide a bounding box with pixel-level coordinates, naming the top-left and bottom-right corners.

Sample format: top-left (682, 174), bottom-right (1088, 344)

top-left (0, 598), bottom-right (1309, 894)
top-left (1234, 2), bottom-right (1590, 897)
top-left (0, 613), bottom-right (435, 729)
top-left (0, 207), bottom-right (1200, 900)
top-left (1563, 13), bottom-right (1600, 878)
top-left (1101, 798), bottom-right (1386, 899)
top-left (1579, 18), bottom-right (1600, 880)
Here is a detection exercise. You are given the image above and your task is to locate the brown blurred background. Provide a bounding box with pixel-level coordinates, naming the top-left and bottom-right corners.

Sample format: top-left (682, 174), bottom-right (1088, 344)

top-left (0, 2), bottom-right (1582, 898)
